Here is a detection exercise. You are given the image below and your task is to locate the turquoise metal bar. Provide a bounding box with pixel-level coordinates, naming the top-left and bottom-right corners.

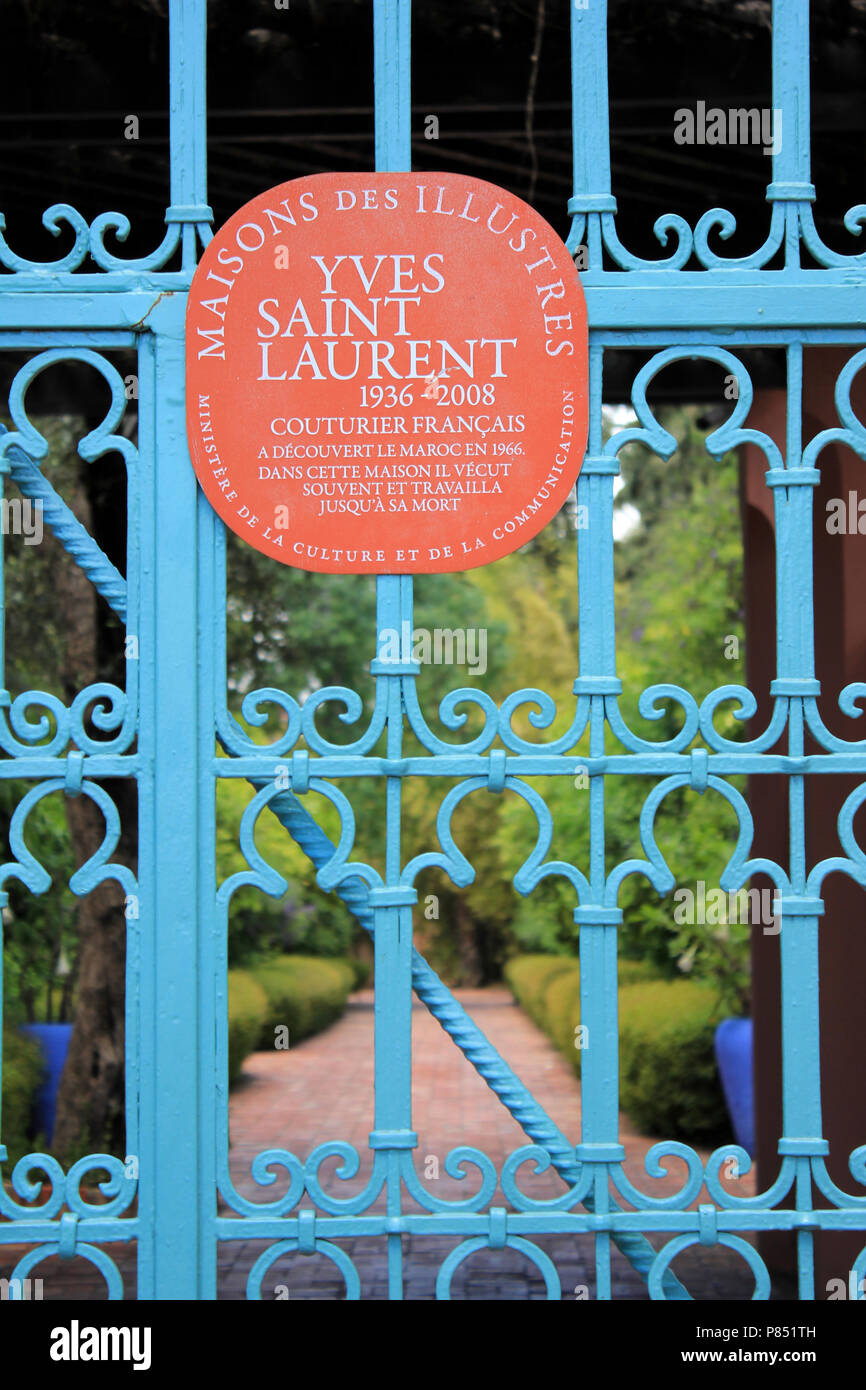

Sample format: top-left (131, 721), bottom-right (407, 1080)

top-left (169, 0), bottom-right (209, 205)
top-left (132, 0), bottom-right (212, 1299)
top-left (567, 0), bottom-right (611, 267)
top-left (168, 0), bottom-right (212, 270)
top-left (372, 0), bottom-right (414, 1302)
top-left (210, 1204), bottom-right (866, 1239)
top-left (772, 0), bottom-right (811, 188)
top-left (770, 0), bottom-right (812, 269)
top-left (197, 486), bottom-right (220, 1301)
top-left (137, 297), bottom-right (205, 1298)
top-left (1, 281), bottom-right (866, 326)
top-left (374, 0), bottom-right (412, 174)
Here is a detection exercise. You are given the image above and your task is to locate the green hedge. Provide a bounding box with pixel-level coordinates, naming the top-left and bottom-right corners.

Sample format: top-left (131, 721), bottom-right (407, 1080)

top-left (248, 955), bottom-right (354, 1049)
top-left (503, 954), bottom-right (577, 1029)
top-left (505, 954), bottom-right (727, 1140)
top-left (619, 980), bottom-right (727, 1140)
top-left (227, 970), bottom-right (269, 1085)
top-left (504, 954), bottom-right (658, 1048)
top-left (1, 1028), bottom-right (45, 1165)
top-left (544, 966), bottom-right (582, 1059)
top-left (227, 954), bottom-right (356, 1084)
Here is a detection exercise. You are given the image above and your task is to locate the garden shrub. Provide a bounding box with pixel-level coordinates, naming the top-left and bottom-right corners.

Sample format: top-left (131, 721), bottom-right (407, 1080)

top-left (505, 954), bottom-right (661, 1060)
top-left (247, 955), bottom-right (353, 1051)
top-left (327, 958), bottom-right (357, 994)
top-left (618, 980), bottom-right (727, 1139)
top-left (227, 970), bottom-right (268, 1085)
top-left (1, 1027), bottom-right (45, 1165)
top-left (505, 955), bottom-right (726, 1140)
top-left (617, 959), bottom-right (662, 987)
top-left (543, 965), bottom-right (583, 1061)
top-left (503, 954), bottom-right (575, 1028)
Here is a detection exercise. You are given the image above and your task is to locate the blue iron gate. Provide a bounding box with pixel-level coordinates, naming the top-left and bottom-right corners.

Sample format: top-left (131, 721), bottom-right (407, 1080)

top-left (1, 0), bottom-right (865, 1300)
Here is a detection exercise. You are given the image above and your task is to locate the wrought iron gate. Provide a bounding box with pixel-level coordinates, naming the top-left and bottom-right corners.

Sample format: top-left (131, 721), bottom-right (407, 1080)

top-left (1, 0), bottom-right (866, 1300)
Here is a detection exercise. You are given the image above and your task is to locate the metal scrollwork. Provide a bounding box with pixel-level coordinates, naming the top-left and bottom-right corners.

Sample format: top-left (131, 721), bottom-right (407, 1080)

top-left (0, 204), bottom-right (212, 275)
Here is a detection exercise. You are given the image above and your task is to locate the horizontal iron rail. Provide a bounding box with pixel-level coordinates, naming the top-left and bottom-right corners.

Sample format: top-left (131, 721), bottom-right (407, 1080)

top-left (1, 277), bottom-right (866, 331)
top-left (215, 754), bottom-right (866, 779)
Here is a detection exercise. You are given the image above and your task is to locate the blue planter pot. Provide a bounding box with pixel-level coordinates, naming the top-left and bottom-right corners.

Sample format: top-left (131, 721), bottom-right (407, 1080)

top-left (714, 1017), bottom-right (754, 1157)
top-left (18, 1023), bottom-right (73, 1146)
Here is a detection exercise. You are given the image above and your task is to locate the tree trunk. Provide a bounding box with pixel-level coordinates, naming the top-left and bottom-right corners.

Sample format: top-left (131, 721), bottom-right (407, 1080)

top-left (52, 795), bottom-right (130, 1162)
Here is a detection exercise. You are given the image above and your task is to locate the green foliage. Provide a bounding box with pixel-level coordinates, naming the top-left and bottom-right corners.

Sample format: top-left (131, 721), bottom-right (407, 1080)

top-left (225, 533), bottom-right (377, 728)
top-left (1, 1027), bottom-right (46, 1166)
top-left (247, 955), bottom-right (353, 1048)
top-left (667, 888), bottom-right (752, 1018)
top-left (618, 980), bottom-right (728, 1140)
top-left (0, 784), bottom-right (78, 1025)
top-left (226, 970), bottom-right (269, 1086)
top-left (504, 882), bottom-right (574, 958)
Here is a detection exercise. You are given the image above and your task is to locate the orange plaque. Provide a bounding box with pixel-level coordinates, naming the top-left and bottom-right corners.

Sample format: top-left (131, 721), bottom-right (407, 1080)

top-left (186, 172), bottom-right (588, 573)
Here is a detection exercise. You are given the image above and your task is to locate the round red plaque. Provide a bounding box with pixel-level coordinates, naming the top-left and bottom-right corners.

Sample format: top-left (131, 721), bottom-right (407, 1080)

top-left (186, 172), bottom-right (588, 573)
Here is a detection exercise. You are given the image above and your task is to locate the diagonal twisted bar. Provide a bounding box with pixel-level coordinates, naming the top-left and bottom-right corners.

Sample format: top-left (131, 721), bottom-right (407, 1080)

top-left (0, 425), bottom-right (127, 620)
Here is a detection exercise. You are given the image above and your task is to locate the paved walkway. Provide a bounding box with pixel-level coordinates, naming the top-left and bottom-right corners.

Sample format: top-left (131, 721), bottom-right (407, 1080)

top-left (3, 987), bottom-right (781, 1300)
top-left (220, 988), bottom-right (762, 1299)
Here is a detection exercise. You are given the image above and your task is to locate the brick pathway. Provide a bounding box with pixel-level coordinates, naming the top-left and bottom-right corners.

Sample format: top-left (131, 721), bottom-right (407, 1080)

top-left (2, 988), bottom-right (785, 1301)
